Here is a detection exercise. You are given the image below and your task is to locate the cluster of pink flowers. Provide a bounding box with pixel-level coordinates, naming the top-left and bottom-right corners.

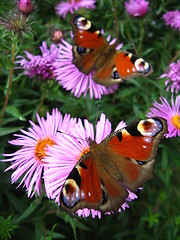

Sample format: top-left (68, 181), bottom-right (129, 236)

top-left (2, 110), bottom-right (139, 218)
top-left (2, 96), bottom-right (180, 217)
top-left (16, 42), bottom-right (60, 80)
top-left (17, 33), bottom-right (122, 99)
top-left (2, 0), bottom-right (180, 220)
top-left (16, 0), bottom-right (180, 99)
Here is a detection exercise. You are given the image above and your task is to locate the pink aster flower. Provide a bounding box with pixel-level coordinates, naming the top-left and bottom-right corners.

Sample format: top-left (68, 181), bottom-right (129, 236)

top-left (44, 113), bottom-right (141, 218)
top-left (1, 109), bottom-right (76, 197)
top-left (54, 36), bottom-right (121, 99)
top-left (55, 0), bottom-right (96, 19)
top-left (163, 10), bottom-right (180, 31)
top-left (125, 0), bottom-right (149, 17)
top-left (147, 95), bottom-right (180, 138)
top-left (160, 59), bottom-right (180, 94)
top-left (16, 42), bottom-right (60, 80)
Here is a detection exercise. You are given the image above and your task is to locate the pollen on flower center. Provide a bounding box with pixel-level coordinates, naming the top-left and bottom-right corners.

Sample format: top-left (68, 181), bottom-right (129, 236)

top-left (171, 114), bottom-right (180, 130)
top-left (35, 137), bottom-right (55, 161)
top-left (76, 146), bottom-right (90, 161)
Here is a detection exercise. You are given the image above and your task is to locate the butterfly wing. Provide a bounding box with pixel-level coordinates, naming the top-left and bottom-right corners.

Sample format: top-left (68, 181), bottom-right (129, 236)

top-left (114, 51), bottom-right (152, 80)
top-left (60, 118), bottom-right (167, 215)
top-left (60, 154), bottom-right (128, 214)
top-left (105, 118), bottom-right (167, 191)
top-left (71, 14), bottom-right (108, 74)
top-left (71, 15), bottom-right (152, 87)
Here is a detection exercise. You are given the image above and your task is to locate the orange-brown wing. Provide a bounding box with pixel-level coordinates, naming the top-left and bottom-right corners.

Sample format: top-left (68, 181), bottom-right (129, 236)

top-left (60, 153), bottom-right (128, 214)
top-left (114, 51), bottom-right (153, 79)
top-left (71, 14), bottom-right (105, 49)
top-left (71, 15), bottom-right (107, 74)
top-left (60, 156), bottom-right (102, 215)
top-left (93, 50), bottom-right (153, 86)
top-left (105, 118), bottom-right (167, 191)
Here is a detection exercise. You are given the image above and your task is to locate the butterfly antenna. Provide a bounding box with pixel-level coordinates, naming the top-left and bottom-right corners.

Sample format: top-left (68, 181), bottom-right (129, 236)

top-left (57, 130), bottom-right (86, 142)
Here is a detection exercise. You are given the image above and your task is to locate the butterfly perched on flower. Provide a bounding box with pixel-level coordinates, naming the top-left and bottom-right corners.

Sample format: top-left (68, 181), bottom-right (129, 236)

top-left (60, 118), bottom-right (167, 215)
top-left (71, 14), bottom-right (153, 87)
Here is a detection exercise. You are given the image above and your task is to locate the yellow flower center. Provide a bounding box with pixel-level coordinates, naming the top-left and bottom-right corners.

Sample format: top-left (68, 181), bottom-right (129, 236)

top-left (76, 146), bottom-right (90, 161)
top-left (35, 137), bottom-right (55, 162)
top-left (171, 114), bottom-right (180, 130)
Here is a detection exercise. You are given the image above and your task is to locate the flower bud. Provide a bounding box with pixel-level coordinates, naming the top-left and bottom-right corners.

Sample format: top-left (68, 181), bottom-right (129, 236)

top-left (52, 30), bottom-right (63, 43)
top-left (19, 0), bottom-right (33, 15)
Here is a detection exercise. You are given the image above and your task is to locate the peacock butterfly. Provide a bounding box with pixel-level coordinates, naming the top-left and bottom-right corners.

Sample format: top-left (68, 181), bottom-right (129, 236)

top-left (70, 14), bottom-right (153, 87)
top-left (60, 118), bottom-right (167, 215)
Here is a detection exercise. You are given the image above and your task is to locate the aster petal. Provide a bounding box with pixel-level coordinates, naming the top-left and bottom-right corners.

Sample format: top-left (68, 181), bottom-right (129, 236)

top-left (1, 109), bottom-right (75, 198)
top-left (147, 95), bottom-right (180, 138)
top-left (55, 0), bottom-right (96, 18)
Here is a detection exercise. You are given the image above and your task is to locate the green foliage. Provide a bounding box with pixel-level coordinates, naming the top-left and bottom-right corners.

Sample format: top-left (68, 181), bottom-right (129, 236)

top-left (0, 0), bottom-right (180, 239)
top-left (0, 216), bottom-right (16, 240)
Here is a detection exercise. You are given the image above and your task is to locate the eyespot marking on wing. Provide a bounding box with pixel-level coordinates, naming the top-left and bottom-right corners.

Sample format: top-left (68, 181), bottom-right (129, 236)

top-left (61, 179), bottom-right (81, 208)
top-left (112, 66), bottom-right (120, 80)
top-left (137, 118), bottom-right (163, 137)
top-left (73, 46), bottom-right (91, 56)
top-left (73, 16), bottom-right (92, 30)
top-left (134, 58), bottom-right (151, 74)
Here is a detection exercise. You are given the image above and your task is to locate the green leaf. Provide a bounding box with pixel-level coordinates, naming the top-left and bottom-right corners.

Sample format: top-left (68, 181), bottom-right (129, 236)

top-left (14, 202), bottom-right (39, 224)
top-left (0, 126), bottom-right (23, 136)
top-left (175, 216), bottom-right (180, 226)
top-left (5, 105), bottom-right (26, 121)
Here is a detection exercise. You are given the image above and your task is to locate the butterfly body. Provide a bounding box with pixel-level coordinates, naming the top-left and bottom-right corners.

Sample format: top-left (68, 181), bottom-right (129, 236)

top-left (60, 118), bottom-right (167, 215)
top-left (71, 15), bottom-right (153, 87)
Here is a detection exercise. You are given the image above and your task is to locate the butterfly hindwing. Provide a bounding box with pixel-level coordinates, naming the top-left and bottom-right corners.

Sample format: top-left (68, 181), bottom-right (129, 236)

top-left (71, 14), bottom-right (153, 87)
top-left (60, 118), bottom-right (167, 215)
top-left (105, 118), bottom-right (167, 191)
top-left (60, 155), bottom-right (103, 214)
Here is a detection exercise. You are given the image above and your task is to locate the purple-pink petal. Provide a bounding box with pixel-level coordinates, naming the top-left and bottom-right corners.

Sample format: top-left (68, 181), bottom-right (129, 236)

top-left (147, 95), bottom-right (180, 138)
top-left (125, 0), bottom-right (149, 17)
top-left (163, 10), bottom-right (180, 31)
top-left (55, 0), bottom-right (96, 18)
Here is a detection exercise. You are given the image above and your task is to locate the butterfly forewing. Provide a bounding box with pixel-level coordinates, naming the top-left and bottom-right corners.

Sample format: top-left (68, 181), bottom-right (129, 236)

top-left (105, 118), bottom-right (167, 191)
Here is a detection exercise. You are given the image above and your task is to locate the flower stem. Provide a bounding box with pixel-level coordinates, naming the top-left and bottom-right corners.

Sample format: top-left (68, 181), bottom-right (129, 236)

top-left (139, 20), bottom-right (144, 56)
top-left (170, 50), bottom-right (179, 64)
top-left (33, 88), bottom-right (47, 122)
top-left (112, 0), bottom-right (119, 42)
top-left (0, 34), bottom-right (17, 125)
top-left (127, 30), bottom-right (138, 56)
